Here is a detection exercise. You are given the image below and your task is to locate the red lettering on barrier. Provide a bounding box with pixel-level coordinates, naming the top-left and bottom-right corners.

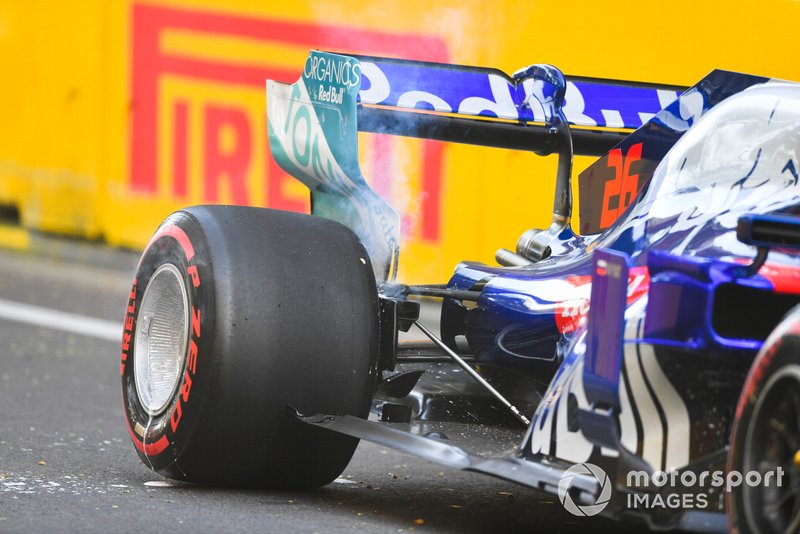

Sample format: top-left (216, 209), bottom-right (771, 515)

top-left (421, 141), bottom-right (444, 241)
top-left (131, 4), bottom-right (449, 242)
top-left (371, 134), bottom-right (393, 200)
top-left (204, 106), bottom-right (251, 204)
top-left (173, 100), bottom-right (189, 197)
top-left (267, 155), bottom-right (307, 212)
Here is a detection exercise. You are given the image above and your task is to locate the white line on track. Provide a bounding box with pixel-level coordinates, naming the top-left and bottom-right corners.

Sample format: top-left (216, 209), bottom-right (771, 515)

top-left (0, 297), bottom-right (121, 342)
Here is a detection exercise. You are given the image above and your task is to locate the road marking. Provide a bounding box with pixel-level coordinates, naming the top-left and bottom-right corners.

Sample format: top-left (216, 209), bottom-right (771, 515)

top-left (0, 298), bottom-right (121, 342)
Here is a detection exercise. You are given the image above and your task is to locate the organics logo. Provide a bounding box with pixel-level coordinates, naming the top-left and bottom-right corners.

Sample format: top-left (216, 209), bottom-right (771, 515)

top-left (558, 462), bottom-right (612, 517)
top-left (304, 52), bottom-right (362, 90)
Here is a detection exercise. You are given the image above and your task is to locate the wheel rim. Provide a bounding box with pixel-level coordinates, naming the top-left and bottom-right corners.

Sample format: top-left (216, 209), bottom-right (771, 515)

top-left (743, 364), bottom-right (800, 533)
top-left (133, 263), bottom-right (190, 416)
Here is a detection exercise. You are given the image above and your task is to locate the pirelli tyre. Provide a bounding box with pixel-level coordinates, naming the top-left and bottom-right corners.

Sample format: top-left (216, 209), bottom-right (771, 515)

top-left (728, 305), bottom-right (800, 533)
top-left (120, 206), bottom-right (379, 488)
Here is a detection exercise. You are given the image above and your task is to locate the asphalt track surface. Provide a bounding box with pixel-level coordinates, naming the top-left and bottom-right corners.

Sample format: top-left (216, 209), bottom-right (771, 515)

top-left (0, 235), bottom-right (643, 533)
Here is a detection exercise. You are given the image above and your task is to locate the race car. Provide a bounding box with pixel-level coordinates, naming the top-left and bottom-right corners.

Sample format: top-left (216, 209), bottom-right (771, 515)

top-left (120, 50), bottom-right (800, 533)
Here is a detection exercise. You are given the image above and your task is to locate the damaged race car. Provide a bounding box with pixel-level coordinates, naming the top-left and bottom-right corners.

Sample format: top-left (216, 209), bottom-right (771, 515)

top-left (120, 50), bottom-right (800, 532)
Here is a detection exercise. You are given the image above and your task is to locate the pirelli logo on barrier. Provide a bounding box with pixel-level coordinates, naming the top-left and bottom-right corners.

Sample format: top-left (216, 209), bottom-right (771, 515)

top-left (130, 4), bottom-right (449, 240)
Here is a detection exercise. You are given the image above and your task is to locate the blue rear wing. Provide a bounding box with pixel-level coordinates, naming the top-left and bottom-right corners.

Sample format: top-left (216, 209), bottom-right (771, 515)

top-left (353, 55), bottom-right (685, 156)
top-left (357, 55), bottom-right (681, 128)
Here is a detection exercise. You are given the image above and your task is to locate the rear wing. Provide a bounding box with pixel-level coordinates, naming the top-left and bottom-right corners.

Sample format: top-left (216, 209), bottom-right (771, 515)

top-left (353, 55), bottom-right (684, 156)
top-left (267, 51), bottom-right (720, 279)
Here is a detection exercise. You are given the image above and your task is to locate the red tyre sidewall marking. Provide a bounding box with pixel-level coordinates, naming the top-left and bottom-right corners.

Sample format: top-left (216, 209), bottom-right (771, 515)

top-left (143, 224), bottom-right (196, 262)
top-left (734, 337), bottom-right (782, 420)
top-left (727, 309), bottom-right (800, 532)
top-left (120, 278), bottom-right (137, 376)
top-left (122, 221), bottom-right (201, 458)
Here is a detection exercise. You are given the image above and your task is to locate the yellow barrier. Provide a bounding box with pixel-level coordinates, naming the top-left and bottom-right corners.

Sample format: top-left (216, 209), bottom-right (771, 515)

top-left (1, 0), bottom-right (799, 282)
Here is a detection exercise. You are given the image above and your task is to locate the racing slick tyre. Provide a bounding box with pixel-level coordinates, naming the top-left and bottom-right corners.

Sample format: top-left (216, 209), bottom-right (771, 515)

top-left (728, 305), bottom-right (800, 533)
top-left (120, 206), bottom-right (379, 488)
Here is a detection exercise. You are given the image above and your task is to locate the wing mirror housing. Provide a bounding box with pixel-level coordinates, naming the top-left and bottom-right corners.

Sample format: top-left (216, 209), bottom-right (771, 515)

top-left (736, 213), bottom-right (800, 276)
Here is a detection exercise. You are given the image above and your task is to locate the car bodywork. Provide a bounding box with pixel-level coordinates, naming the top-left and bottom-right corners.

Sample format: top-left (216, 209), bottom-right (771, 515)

top-left (267, 51), bottom-right (800, 530)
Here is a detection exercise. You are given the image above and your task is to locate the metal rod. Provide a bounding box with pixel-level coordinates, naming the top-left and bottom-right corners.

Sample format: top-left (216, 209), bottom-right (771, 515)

top-left (413, 321), bottom-right (530, 426)
top-left (495, 248), bottom-right (533, 267)
top-left (405, 285), bottom-right (482, 301)
top-left (551, 119), bottom-right (574, 220)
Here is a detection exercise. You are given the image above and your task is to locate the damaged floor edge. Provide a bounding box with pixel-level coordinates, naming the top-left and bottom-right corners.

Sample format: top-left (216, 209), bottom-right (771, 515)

top-left (0, 297), bottom-right (121, 342)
